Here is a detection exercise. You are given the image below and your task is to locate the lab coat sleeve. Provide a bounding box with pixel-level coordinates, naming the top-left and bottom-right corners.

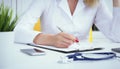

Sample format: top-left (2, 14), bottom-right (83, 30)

top-left (14, 0), bottom-right (49, 44)
top-left (94, 1), bottom-right (120, 42)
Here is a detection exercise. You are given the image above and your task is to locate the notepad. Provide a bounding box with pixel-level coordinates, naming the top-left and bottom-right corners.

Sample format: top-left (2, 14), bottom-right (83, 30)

top-left (27, 42), bottom-right (103, 54)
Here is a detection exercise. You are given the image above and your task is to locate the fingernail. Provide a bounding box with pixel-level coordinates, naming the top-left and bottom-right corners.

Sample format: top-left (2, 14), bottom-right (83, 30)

top-left (75, 38), bottom-right (79, 43)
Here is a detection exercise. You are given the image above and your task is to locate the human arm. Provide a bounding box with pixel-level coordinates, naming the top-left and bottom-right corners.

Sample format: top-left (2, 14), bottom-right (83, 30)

top-left (14, 0), bottom-right (76, 48)
top-left (14, 0), bottom-right (47, 43)
top-left (95, 0), bottom-right (120, 42)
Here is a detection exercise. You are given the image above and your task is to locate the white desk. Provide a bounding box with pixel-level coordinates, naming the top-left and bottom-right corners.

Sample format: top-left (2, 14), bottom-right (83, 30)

top-left (0, 32), bottom-right (120, 69)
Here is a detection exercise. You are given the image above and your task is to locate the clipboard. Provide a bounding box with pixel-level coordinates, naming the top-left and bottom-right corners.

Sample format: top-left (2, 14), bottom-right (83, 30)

top-left (27, 43), bottom-right (103, 54)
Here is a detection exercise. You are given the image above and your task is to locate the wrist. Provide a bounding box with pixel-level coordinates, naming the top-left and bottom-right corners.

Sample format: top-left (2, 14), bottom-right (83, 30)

top-left (33, 33), bottom-right (54, 46)
top-left (33, 33), bottom-right (43, 44)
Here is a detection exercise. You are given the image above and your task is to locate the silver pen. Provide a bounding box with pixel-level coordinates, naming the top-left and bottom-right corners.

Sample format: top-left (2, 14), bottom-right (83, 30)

top-left (57, 26), bottom-right (63, 32)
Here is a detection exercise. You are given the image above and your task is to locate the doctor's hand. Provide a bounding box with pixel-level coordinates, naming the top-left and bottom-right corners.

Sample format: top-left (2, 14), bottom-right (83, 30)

top-left (33, 32), bottom-right (76, 48)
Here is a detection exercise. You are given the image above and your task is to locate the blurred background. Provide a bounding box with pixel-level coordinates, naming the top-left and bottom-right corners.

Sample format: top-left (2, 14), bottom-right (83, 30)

top-left (0, 0), bottom-right (113, 31)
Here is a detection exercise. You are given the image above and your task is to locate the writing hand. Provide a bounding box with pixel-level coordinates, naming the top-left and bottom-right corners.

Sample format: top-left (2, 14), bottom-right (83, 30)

top-left (33, 32), bottom-right (76, 48)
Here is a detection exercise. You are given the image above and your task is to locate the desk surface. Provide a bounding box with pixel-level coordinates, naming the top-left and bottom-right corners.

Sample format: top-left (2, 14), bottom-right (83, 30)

top-left (0, 32), bottom-right (120, 69)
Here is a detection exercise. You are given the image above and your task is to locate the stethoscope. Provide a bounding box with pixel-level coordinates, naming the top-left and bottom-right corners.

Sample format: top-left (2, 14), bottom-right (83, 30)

top-left (67, 52), bottom-right (118, 61)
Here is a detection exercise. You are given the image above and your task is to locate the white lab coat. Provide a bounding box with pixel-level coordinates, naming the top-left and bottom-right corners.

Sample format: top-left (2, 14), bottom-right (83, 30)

top-left (14, 0), bottom-right (120, 44)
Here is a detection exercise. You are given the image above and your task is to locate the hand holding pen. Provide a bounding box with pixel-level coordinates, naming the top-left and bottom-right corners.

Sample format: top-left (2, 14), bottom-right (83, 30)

top-left (34, 27), bottom-right (77, 48)
top-left (57, 27), bottom-right (79, 43)
top-left (33, 25), bottom-right (79, 48)
top-left (53, 32), bottom-right (77, 48)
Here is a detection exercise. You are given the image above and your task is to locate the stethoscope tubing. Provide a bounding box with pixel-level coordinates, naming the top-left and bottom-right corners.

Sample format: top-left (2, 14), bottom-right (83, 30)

top-left (67, 52), bottom-right (117, 61)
